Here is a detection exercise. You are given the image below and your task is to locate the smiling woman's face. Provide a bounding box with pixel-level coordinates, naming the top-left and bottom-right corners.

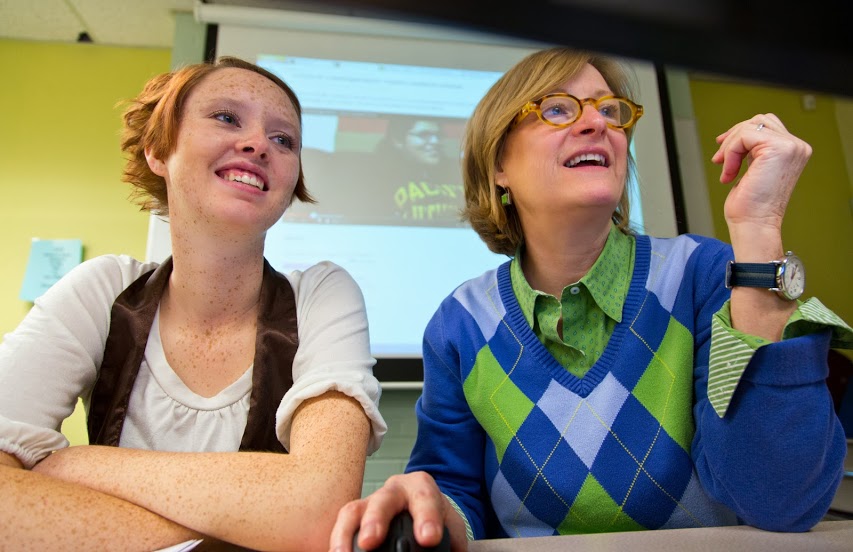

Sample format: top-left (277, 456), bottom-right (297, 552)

top-left (146, 67), bottom-right (302, 236)
top-left (495, 63), bottom-right (629, 233)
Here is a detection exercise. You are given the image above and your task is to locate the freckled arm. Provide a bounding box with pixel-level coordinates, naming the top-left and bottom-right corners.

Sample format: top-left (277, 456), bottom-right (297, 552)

top-left (32, 390), bottom-right (370, 552)
top-left (1, 451), bottom-right (205, 550)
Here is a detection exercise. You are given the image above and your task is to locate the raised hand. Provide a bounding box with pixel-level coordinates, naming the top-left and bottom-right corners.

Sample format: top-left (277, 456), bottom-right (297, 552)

top-left (711, 113), bottom-right (812, 235)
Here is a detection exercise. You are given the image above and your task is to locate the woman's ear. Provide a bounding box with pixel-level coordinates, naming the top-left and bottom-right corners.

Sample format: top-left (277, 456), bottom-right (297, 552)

top-left (144, 147), bottom-right (167, 177)
top-left (495, 161), bottom-right (508, 188)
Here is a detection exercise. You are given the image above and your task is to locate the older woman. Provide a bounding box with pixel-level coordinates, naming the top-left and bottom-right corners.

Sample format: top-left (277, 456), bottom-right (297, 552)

top-left (331, 47), bottom-right (851, 551)
top-left (0, 57), bottom-right (385, 551)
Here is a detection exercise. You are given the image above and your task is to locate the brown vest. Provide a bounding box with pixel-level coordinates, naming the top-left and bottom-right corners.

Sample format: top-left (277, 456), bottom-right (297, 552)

top-left (87, 257), bottom-right (297, 452)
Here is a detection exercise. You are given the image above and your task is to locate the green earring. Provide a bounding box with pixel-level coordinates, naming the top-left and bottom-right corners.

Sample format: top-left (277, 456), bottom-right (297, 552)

top-left (501, 189), bottom-right (512, 206)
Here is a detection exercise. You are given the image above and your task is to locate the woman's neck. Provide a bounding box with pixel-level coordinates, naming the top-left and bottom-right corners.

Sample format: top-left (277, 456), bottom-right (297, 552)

top-left (520, 218), bottom-right (612, 297)
top-left (165, 230), bottom-right (266, 327)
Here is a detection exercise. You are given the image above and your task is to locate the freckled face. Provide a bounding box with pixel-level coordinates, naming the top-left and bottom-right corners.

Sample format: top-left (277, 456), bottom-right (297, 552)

top-left (147, 67), bottom-right (301, 237)
top-left (495, 64), bottom-right (629, 230)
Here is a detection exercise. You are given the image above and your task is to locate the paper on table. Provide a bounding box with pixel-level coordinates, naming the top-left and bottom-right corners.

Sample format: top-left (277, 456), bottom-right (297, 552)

top-left (152, 539), bottom-right (203, 552)
top-left (19, 238), bottom-right (83, 301)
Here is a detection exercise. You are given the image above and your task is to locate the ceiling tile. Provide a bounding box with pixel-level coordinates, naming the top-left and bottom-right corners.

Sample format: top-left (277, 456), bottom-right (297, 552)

top-left (0, 0), bottom-right (195, 47)
top-left (0, 0), bottom-right (82, 43)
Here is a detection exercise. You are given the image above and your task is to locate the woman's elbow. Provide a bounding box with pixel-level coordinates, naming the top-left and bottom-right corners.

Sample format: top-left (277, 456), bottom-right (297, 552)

top-left (261, 475), bottom-right (362, 551)
top-left (742, 483), bottom-right (840, 533)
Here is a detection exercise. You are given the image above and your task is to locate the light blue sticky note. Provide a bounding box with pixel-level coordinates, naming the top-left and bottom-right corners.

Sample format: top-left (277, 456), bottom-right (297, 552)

top-left (19, 239), bottom-right (83, 302)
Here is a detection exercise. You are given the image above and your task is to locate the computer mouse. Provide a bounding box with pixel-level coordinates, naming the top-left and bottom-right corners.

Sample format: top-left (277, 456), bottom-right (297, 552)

top-left (352, 510), bottom-right (451, 552)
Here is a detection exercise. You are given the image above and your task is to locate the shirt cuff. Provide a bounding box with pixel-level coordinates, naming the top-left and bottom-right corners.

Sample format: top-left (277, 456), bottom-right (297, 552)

top-left (443, 493), bottom-right (475, 541)
top-left (0, 416), bottom-right (69, 469)
top-left (707, 297), bottom-right (853, 418)
top-left (785, 297), bottom-right (853, 348)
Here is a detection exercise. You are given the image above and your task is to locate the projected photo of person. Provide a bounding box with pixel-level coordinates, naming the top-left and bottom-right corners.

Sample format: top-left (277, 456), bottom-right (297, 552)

top-left (373, 116), bottom-right (465, 225)
top-left (290, 114), bottom-right (466, 227)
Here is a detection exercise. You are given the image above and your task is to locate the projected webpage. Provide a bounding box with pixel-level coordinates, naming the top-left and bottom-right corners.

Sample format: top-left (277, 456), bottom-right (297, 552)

top-left (258, 55), bottom-right (644, 357)
top-left (260, 55), bottom-right (501, 228)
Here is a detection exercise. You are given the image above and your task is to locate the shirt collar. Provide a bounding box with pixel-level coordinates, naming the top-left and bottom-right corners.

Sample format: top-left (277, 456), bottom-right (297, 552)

top-left (583, 224), bottom-right (633, 323)
top-left (510, 223), bottom-right (634, 325)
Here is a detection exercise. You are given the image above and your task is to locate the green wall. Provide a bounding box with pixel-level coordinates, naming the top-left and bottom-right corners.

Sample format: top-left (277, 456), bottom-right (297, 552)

top-left (689, 79), bottom-right (853, 334)
top-left (0, 39), bottom-right (172, 444)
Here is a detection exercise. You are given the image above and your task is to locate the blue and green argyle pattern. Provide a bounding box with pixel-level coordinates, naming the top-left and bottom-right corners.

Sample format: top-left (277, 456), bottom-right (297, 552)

top-left (452, 235), bottom-right (737, 536)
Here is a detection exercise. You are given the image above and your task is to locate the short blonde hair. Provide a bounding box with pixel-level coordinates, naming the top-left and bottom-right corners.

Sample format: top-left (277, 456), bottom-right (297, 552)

top-left (461, 47), bottom-right (638, 256)
top-left (120, 56), bottom-right (314, 215)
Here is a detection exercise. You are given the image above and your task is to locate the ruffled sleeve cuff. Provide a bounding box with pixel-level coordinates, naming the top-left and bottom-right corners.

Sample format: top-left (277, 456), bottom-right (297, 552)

top-left (0, 416), bottom-right (69, 469)
top-left (274, 369), bottom-right (387, 455)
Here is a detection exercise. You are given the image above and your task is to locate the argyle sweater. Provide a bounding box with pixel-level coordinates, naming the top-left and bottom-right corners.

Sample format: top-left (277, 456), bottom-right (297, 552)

top-left (407, 234), bottom-right (845, 539)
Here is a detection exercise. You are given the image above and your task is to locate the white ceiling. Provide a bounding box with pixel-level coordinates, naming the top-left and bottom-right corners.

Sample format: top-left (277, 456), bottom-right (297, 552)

top-left (0, 0), bottom-right (196, 48)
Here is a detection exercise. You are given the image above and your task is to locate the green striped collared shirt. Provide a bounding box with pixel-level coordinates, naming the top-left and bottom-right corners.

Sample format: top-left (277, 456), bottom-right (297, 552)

top-left (450, 227), bottom-right (852, 540)
top-left (510, 224), bottom-right (634, 378)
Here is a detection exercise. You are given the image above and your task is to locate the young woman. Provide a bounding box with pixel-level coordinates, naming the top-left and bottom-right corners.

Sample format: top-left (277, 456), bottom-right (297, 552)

top-left (0, 57), bottom-right (386, 551)
top-left (331, 47), bottom-right (851, 552)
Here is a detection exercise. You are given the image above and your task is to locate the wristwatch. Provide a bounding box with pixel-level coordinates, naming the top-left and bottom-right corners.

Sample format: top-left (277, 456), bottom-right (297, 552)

top-left (725, 251), bottom-right (805, 300)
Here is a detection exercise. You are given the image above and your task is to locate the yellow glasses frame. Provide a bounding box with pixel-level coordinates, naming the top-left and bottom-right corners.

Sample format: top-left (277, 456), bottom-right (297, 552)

top-left (513, 93), bottom-right (644, 130)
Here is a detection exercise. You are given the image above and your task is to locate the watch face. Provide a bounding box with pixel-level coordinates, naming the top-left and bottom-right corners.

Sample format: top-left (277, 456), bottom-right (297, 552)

top-left (780, 255), bottom-right (805, 299)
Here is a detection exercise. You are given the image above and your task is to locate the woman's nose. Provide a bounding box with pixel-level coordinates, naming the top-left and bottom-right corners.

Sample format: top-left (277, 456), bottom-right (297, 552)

top-left (238, 128), bottom-right (269, 159)
top-left (572, 104), bottom-right (607, 135)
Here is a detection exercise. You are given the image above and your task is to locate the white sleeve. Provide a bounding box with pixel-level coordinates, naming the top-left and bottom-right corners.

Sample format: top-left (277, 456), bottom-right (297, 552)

top-left (0, 255), bottom-right (156, 468)
top-left (275, 261), bottom-right (387, 455)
